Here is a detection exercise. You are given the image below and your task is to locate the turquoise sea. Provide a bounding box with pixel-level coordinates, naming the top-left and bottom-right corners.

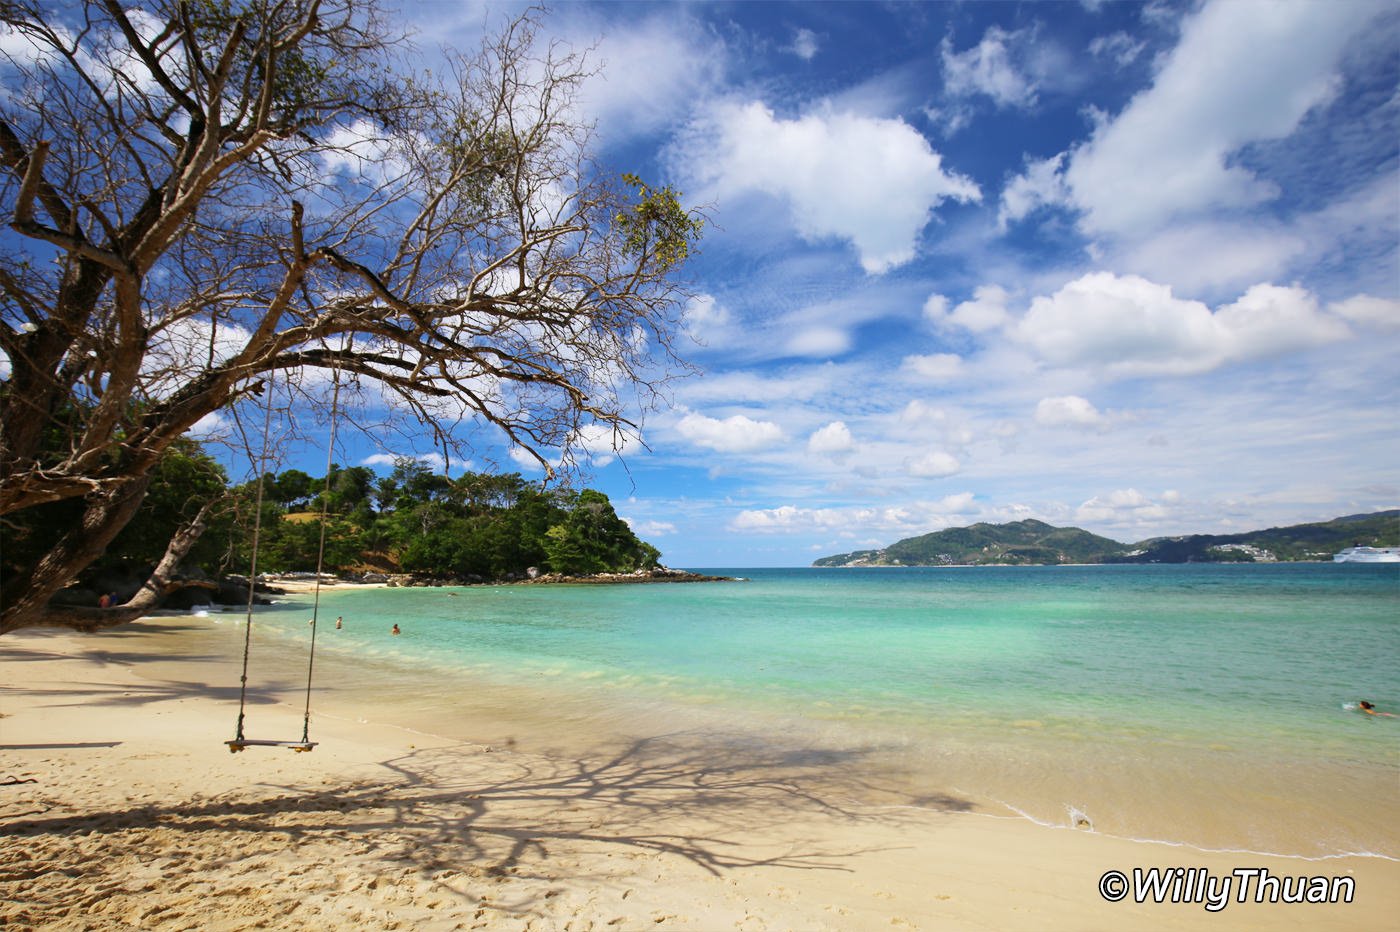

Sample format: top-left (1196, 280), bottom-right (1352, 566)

top-left (216, 563), bottom-right (1400, 859)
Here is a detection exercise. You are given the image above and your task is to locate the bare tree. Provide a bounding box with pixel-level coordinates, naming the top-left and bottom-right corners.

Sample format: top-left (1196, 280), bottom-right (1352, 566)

top-left (0, 0), bottom-right (702, 634)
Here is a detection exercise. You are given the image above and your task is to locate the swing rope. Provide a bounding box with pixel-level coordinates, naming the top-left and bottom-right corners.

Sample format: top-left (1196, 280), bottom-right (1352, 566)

top-left (232, 371), bottom-right (277, 747)
top-left (300, 364), bottom-right (343, 745)
top-left (229, 363), bottom-right (342, 753)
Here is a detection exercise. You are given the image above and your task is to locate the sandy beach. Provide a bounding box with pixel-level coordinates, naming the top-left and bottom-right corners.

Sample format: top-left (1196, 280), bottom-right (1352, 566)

top-left (3, 619), bottom-right (1397, 931)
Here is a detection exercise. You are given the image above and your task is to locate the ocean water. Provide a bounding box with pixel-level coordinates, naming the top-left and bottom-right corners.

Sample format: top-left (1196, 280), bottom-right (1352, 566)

top-left (215, 563), bottom-right (1400, 858)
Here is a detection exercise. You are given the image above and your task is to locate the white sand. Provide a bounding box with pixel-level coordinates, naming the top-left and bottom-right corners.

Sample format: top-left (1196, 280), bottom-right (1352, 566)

top-left (2, 622), bottom-right (1396, 931)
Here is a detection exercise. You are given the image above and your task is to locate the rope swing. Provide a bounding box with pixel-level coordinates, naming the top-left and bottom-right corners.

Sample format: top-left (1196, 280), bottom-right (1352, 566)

top-left (227, 363), bottom-right (343, 753)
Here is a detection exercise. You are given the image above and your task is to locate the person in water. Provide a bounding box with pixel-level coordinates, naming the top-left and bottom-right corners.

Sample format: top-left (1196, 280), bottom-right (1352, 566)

top-left (391, 623), bottom-right (401, 636)
top-left (1358, 701), bottom-right (1395, 717)
top-left (335, 616), bottom-right (343, 630)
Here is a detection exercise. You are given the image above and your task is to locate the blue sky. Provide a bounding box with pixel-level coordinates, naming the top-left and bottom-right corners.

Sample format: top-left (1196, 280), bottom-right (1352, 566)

top-left (339, 0), bottom-right (1400, 565)
top-left (413, 0), bottom-right (1393, 568)
top-left (14, 1), bottom-right (1392, 567)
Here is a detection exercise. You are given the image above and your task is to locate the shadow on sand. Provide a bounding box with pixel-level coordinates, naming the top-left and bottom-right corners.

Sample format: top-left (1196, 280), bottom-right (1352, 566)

top-left (1, 731), bottom-right (976, 924)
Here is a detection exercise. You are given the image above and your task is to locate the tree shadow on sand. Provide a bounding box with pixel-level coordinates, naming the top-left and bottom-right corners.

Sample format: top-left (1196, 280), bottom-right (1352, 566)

top-left (2, 732), bottom-right (977, 924)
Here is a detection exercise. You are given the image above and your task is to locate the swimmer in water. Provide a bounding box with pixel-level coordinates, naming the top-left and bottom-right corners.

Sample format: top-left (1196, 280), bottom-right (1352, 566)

top-left (391, 623), bottom-right (401, 636)
top-left (1358, 701), bottom-right (1395, 717)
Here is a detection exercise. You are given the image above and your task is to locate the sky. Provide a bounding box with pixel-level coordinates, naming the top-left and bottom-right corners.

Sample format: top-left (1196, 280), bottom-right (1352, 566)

top-left (12, 0), bottom-right (1398, 567)
top-left (418, 0), bottom-right (1396, 568)
top-left (320, 0), bottom-right (1400, 565)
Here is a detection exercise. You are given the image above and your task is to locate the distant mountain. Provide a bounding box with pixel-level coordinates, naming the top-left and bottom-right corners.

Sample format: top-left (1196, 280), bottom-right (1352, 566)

top-left (813, 519), bottom-right (1129, 567)
top-left (812, 510), bottom-right (1400, 567)
top-left (1110, 510), bottom-right (1400, 564)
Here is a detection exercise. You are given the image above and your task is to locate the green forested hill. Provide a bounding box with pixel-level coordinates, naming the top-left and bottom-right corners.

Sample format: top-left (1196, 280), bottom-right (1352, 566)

top-left (813, 511), bottom-right (1400, 566)
top-left (1113, 510), bottom-right (1400, 563)
top-left (813, 519), bottom-right (1129, 566)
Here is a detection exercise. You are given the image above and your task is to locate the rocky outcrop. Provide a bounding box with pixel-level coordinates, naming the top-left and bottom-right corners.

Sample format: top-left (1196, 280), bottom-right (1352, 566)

top-left (378, 566), bottom-right (733, 587)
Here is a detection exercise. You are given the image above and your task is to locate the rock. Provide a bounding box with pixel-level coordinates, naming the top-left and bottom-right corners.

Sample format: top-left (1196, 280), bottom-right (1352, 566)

top-left (52, 587), bottom-right (100, 607)
top-left (216, 579), bottom-right (270, 606)
top-left (162, 587), bottom-right (213, 610)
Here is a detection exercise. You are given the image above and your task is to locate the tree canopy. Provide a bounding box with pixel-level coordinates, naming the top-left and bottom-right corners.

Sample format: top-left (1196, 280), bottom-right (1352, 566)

top-left (222, 462), bottom-right (660, 582)
top-left (0, 1), bottom-right (701, 633)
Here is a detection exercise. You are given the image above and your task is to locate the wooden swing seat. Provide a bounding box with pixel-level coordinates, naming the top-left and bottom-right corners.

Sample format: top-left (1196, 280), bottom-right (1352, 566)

top-left (226, 367), bottom-right (343, 756)
top-left (226, 739), bottom-right (317, 753)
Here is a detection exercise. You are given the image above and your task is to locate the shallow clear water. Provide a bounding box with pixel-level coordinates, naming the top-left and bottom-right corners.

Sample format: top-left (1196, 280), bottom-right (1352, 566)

top-left (224, 563), bottom-right (1400, 858)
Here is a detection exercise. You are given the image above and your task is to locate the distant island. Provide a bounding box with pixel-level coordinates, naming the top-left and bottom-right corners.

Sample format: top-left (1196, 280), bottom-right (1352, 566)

top-left (813, 510), bottom-right (1400, 567)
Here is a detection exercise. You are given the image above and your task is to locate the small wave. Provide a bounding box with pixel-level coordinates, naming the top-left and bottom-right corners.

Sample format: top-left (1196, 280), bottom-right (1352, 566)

top-left (969, 791), bottom-right (1400, 862)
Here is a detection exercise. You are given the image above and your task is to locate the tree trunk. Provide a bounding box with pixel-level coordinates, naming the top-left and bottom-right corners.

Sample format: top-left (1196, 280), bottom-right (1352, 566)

top-left (0, 484), bottom-right (215, 635)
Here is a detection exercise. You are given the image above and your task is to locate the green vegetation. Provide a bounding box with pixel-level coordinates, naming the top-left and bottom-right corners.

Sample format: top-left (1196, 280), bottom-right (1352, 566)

top-left (814, 511), bottom-right (1400, 567)
top-left (228, 459), bottom-right (662, 580)
top-left (1, 438), bottom-right (235, 586)
top-left (1, 448), bottom-right (662, 594)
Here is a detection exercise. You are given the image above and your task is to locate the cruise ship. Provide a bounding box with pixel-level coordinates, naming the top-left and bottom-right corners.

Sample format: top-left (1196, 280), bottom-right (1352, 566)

top-left (1333, 546), bottom-right (1400, 563)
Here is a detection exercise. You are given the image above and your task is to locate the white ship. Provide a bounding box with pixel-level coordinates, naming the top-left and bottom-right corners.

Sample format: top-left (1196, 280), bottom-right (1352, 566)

top-left (1333, 546), bottom-right (1400, 563)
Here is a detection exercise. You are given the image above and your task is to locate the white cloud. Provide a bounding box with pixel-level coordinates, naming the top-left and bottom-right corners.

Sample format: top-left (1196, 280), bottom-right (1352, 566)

top-left (786, 324), bottom-right (852, 358)
top-left (677, 365), bottom-right (854, 406)
top-left (683, 293), bottom-right (738, 348)
top-left (729, 492), bottom-right (978, 534)
top-left (1088, 32), bottom-right (1146, 68)
top-left (624, 517), bottom-right (678, 537)
top-left (569, 423), bottom-right (638, 468)
top-left (905, 451), bottom-right (961, 478)
top-left (788, 27), bottom-right (820, 61)
top-left (1014, 273), bottom-right (1350, 378)
top-left (184, 410), bottom-right (228, 439)
top-left (1063, 0), bottom-right (1383, 239)
top-left (898, 400), bottom-right (948, 427)
top-left (675, 101), bottom-right (979, 273)
top-left (1213, 283), bottom-right (1351, 357)
top-left (922, 294), bottom-right (949, 321)
top-left (808, 421), bottom-right (855, 455)
top-left (901, 353), bottom-right (964, 381)
top-left (1034, 395), bottom-right (1108, 431)
top-left (999, 153), bottom-right (1070, 230)
top-left (1329, 294), bottom-right (1400, 331)
top-left (509, 446), bottom-right (560, 473)
top-left (941, 26), bottom-right (1037, 109)
top-left (362, 452), bottom-right (449, 472)
top-left (675, 411), bottom-right (784, 453)
top-left (580, 15), bottom-right (725, 140)
top-left (1075, 488), bottom-right (1170, 524)
top-left (929, 282), bottom-right (1019, 334)
top-left (730, 505), bottom-right (840, 533)
top-left (141, 316), bottom-right (253, 399)
top-left (1117, 220), bottom-right (1308, 294)
top-left (318, 119), bottom-right (403, 183)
